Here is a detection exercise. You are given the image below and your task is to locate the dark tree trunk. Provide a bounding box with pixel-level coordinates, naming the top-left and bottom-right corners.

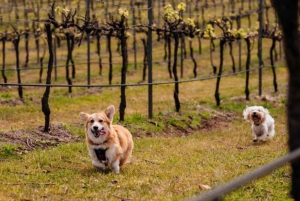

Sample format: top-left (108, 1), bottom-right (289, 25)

top-left (41, 23), bottom-right (54, 133)
top-left (70, 34), bottom-right (75, 79)
top-left (65, 33), bottom-right (73, 93)
top-left (164, 31), bottom-right (168, 61)
top-left (12, 36), bottom-right (23, 99)
top-left (56, 35), bottom-right (61, 48)
top-left (96, 34), bottom-right (103, 75)
top-left (214, 39), bottom-right (226, 106)
top-left (141, 38), bottom-right (147, 81)
top-left (24, 29), bottom-right (29, 68)
top-left (228, 41), bottom-right (236, 73)
top-left (35, 32), bottom-right (40, 78)
top-left (198, 35), bottom-right (202, 55)
top-left (183, 37), bottom-right (187, 59)
top-left (39, 57), bottom-right (44, 83)
top-left (167, 34), bottom-right (172, 78)
top-left (210, 39), bottom-right (217, 75)
top-left (1, 37), bottom-right (7, 83)
top-left (172, 32), bottom-right (180, 112)
top-left (189, 39), bottom-right (197, 77)
top-left (271, 0), bottom-right (300, 199)
top-left (245, 38), bottom-right (251, 100)
top-left (270, 38), bottom-right (278, 92)
top-left (107, 33), bottom-right (113, 85)
top-left (180, 35), bottom-right (184, 78)
top-left (119, 26), bottom-right (128, 121)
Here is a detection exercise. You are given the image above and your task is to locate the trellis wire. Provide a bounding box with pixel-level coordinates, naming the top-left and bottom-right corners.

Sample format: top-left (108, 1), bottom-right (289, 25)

top-left (0, 65), bottom-right (277, 88)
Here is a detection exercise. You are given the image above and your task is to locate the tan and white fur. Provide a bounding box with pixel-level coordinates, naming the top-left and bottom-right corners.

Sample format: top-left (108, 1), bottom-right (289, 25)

top-left (79, 105), bottom-right (133, 173)
top-left (243, 106), bottom-right (275, 142)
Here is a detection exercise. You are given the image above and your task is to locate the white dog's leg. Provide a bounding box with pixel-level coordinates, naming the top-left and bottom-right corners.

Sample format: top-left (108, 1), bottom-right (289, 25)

top-left (257, 133), bottom-right (267, 142)
top-left (252, 132), bottom-right (258, 142)
top-left (268, 123), bottom-right (275, 138)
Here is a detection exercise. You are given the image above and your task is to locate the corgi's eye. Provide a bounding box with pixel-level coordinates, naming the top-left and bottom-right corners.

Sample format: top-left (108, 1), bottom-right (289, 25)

top-left (99, 119), bottom-right (103, 123)
top-left (90, 119), bottom-right (94, 123)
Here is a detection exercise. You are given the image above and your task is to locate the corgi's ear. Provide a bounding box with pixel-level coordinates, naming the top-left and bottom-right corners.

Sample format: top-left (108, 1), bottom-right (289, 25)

top-left (79, 112), bottom-right (89, 122)
top-left (105, 105), bottom-right (115, 122)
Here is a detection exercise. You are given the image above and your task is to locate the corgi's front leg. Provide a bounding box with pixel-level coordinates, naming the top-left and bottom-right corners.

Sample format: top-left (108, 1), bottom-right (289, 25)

top-left (89, 148), bottom-right (106, 170)
top-left (105, 145), bottom-right (121, 173)
top-left (111, 159), bottom-right (120, 174)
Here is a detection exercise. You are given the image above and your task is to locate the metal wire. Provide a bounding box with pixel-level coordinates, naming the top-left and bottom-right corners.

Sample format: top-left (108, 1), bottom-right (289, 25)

top-left (0, 66), bottom-right (276, 88)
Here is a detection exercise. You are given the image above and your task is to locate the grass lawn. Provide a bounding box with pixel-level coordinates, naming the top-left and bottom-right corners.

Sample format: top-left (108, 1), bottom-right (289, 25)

top-left (0, 1), bottom-right (292, 199)
top-left (0, 66), bottom-right (292, 200)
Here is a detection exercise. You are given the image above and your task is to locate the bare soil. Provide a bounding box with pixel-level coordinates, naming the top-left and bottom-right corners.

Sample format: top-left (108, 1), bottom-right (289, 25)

top-left (127, 111), bottom-right (236, 139)
top-left (0, 96), bottom-right (236, 153)
top-left (0, 124), bottom-right (81, 154)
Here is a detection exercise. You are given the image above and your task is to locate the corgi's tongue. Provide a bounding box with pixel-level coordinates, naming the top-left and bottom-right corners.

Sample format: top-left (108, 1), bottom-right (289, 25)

top-left (97, 130), bottom-right (106, 135)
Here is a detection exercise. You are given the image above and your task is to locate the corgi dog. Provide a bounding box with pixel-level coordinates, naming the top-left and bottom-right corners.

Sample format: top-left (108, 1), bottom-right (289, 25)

top-left (79, 105), bottom-right (133, 173)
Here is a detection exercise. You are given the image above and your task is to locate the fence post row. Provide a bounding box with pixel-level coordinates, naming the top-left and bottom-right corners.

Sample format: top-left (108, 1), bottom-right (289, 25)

top-left (258, 0), bottom-right (264, 96)
top-left (86, 0), bottom-right (91, 88)
top-left (148, 0), bottom-right (153, 119)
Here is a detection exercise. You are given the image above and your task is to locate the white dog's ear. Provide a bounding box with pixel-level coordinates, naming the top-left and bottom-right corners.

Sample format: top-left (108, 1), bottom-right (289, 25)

top-left (263, 107), bottom-right (270, 115)
top-left (105, 105), bottom-right (115, 122)
top-left (79, 112), bottom-right (89, 122)
top-left (243, 107), bottom-right (251, 121)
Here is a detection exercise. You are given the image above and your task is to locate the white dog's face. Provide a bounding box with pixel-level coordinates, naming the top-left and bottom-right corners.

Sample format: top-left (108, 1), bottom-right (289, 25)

top-left (243, 106), bottom-right (269, 125)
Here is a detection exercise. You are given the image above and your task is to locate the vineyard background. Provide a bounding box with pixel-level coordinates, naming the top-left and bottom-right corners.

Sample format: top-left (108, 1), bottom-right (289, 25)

top-left (0, 0), bottom-right (294, 200)
top-left (0, 0), bottom-right (283, 118)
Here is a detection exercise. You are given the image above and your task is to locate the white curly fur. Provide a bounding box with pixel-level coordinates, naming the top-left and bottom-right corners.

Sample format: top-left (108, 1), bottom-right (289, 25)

top-left (243, 106), bottom-right (275, 142)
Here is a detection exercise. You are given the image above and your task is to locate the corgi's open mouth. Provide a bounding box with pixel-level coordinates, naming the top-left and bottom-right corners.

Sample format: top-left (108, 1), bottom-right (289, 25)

top-left (91, 129), bottom-right (107, 138)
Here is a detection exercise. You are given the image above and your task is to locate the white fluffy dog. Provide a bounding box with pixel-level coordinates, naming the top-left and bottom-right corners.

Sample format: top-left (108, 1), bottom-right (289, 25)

top-left (243, 106), bottom-right (275, 142)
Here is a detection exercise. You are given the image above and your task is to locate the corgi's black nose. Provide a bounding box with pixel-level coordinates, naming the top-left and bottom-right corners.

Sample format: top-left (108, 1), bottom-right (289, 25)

top-left (93, 126), bottom-right (98, 130)
top-left (253, 112), bottom-right (256, 115)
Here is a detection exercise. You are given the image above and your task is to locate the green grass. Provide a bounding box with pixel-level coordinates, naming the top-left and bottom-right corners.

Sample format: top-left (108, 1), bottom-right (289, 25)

top-left (0, 144), bottom-right (20, 158)
top-left (0, 52), bottom-right (291, 201)
top-left (0, 116), bottom-right (292, 200)
top-left (0, 1), bottom-right (292, 199)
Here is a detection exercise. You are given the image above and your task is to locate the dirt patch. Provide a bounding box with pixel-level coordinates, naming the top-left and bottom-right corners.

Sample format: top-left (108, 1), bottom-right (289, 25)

top-left (0, 98), bottom-right (26, 107)
top-left (0, 124), bottom-right (81, 154)
top-left (230, 91), bottom-right (287, 105)
top-left (0, 109), bottom-right (237, 154)
top-left (126, 109), bottom-right (237, 138)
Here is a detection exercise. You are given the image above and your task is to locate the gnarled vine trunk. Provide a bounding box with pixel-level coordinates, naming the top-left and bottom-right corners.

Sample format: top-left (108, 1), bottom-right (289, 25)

top-left (107, 32), bottom-right (113, 85)
top-left (189, 39), bottom-right (197, 78)
top-left (96, 34), bottom-right (103, 75)
top-left (12, 34), bottom-right (23, 99)
top-left (119, 31), bottom-right (128, 121)
top-left (270, 38), bottom-right (278, 92)
top-left (214, 39), bottom-right (226, 106)
top-left (141, 37), bottom-right (147, 81)
top-left (245, 38), bottom-right (251, 100)
top-left (65, 32), bottom-right (73, 93)
top-left (1, 35), bottom-right (7, 83)
top-left (172, 32), bottom-right (180, 112)
top-left (41, 23), bottom-right (54, 132)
